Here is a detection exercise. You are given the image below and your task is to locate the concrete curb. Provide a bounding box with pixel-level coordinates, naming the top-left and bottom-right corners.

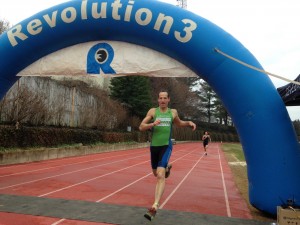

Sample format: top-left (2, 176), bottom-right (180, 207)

top-left (0, 142), bottom-right (150, 165)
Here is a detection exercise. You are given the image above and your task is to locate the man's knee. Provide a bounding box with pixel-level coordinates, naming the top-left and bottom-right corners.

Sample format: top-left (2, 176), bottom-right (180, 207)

top-left (152, 169), bottom-right (158, 177)
top-left (156, 168), bottom-right (166, 180)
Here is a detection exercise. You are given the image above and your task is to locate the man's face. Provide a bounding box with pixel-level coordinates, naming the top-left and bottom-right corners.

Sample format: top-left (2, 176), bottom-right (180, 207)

top-left (158, 92), bottom-right (170, 108)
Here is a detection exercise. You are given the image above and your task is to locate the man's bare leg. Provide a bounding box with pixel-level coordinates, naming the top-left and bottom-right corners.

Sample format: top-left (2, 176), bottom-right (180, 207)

top-left (152, 167), bottom-right (166, 209)
top-left (144, 167), bottom-right (166, 221)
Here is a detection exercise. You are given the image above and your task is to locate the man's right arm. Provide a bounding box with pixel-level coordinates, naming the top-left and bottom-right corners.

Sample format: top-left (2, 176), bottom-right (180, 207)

top-left (139, 108), bottom-right (155, 131)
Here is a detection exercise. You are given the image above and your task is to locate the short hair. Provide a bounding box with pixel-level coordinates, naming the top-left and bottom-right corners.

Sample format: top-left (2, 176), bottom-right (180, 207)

top-left (158, 90), bottom-right (169, 98)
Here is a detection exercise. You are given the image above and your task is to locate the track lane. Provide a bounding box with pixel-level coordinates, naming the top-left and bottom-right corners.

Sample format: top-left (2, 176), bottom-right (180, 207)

top-left (97, 144), bottom-right (202, 208)
top-left (0, 151), bottom-right (148, 191)
top-left (0, 142), bottom-right (253, 224)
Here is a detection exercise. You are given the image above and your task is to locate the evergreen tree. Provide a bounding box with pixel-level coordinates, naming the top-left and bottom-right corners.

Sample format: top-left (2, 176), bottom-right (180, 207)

top-left (197, 80), bottom-right (214, 123)
top-left (212, 96), bottom-right (230, 125)
top-left (109, 76), bottom-right (152, 118)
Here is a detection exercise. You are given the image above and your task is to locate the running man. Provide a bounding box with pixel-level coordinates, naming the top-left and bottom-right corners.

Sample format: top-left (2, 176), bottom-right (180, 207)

top-left (202, 131), bottom-right (211, 155)
top-left (139, 91), bottom-right (196, 221)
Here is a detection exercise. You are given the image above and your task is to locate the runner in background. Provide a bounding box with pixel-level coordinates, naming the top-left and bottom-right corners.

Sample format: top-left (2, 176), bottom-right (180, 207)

top-left (202, 131), bottom-right (211, 155)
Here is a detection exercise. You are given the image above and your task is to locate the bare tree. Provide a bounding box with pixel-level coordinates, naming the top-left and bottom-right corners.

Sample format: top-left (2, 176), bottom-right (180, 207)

top-left (0, 95), bottom-right (6, 122)
top-left (0, 19), bottom-right (10, 34)
top-left (0, 76), bottom-right (129, 129)
top-left (1, 85), bottom-right (49, 125)
top-left (95, 92), bottom-right (127, 130)
top-left (78, 99), bottom-right (97, 128)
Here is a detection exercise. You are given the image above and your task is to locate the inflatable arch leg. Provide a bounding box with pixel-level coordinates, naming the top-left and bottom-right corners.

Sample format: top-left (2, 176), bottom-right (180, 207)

top-left (0, 0), bottom-right (299, 215)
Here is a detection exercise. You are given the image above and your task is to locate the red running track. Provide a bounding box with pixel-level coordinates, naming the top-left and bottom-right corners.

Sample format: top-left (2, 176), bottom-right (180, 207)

top-left (0, 142), bottom-right (251, 224)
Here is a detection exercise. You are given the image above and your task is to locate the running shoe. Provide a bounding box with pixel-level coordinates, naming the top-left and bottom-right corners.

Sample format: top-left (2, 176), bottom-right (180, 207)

top-left (144, 207), bottom-right (157, 221)
top-left (165, 164), bottom-right (172, 178)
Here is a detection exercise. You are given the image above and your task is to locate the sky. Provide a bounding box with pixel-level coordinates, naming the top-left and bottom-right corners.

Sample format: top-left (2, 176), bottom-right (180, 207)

top-left (1, 0), bottom-right (300, 120)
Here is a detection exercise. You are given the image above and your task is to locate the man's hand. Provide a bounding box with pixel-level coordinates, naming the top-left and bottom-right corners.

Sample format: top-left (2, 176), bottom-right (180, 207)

top-left (153, 119), bottom-right (161, 126)
top-left (149, 119), bottom-right (161, 129)
top-left (189, 121), bottom-right (196, 131)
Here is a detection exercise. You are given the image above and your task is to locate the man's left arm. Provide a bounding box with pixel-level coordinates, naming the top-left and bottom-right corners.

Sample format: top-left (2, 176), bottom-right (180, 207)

top-left (172, 109), bottom-right (196, 131)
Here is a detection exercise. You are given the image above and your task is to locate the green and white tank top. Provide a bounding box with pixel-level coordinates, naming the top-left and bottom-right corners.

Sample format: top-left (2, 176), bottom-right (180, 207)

top-left (151, 108), bottom-right (173, 146)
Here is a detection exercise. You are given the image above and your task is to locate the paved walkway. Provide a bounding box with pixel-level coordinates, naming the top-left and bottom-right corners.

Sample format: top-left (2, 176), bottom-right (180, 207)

top-left (0, 194), bottom-right (270, 225)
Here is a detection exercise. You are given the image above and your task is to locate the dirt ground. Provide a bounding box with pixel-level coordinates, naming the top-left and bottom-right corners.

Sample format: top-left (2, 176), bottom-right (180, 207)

top-left (223, 152), bottom-right (277, 222)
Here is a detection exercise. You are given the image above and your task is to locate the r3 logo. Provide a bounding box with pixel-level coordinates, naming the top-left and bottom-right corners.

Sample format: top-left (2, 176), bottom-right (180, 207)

top-left (87, 43), bottom-right (116, 74)
top-left (96, 49), bottom-right (108, 64)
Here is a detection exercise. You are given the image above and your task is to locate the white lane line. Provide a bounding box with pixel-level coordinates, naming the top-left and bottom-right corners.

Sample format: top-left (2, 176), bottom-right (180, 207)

top-left (47, 145), bottom-right (196, 225)
top-left (0, 151), bottom-right (103, 170)
top-left (48, 151), bottom-right (148, 225)
top-left (39, 160), bottom-right (150, 197)
top-left (0, 151), bottom-right (144, 178)
top-left (0, 154), bottom-right (146, 190)
top-left (51, 218), bottom-right (66, 225)
top-left (217, 146), bottom-right (231, 217)
top-left (96, 173), bottom-right (153, 202)
top-left (96, 149), bottom-right (198, 203)
top-left (0, 147), bottom-right (147, 169)
top-left (159, 153), bottom-right (205, 209)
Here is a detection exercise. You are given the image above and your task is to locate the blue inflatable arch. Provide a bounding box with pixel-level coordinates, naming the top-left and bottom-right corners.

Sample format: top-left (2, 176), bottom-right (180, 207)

top-left (0, 0), bottom-right (299, 215)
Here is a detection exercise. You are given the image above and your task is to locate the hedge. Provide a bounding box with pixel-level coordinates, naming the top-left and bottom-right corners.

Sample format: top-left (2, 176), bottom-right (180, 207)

top-left (0, 124), bottom-right (238, 149)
